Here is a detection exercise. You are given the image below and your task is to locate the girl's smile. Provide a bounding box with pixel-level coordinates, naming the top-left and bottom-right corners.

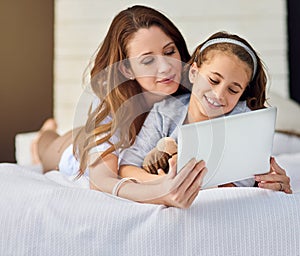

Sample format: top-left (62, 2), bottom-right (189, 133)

top-left (188, 50), bottom-right (252, 122)
top-left (204, 95), bottom-right (224, 108)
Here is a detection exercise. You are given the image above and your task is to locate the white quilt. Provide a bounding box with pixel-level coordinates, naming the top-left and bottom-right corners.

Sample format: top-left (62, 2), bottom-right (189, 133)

top-left (1, 161), bottom-right (300, 256)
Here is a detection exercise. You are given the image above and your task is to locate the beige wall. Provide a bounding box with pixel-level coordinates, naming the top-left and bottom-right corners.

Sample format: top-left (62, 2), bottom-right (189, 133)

top-left (0, 1), bottom-right (53, 162)
top-left (55, 0), bottom-right (288, 132)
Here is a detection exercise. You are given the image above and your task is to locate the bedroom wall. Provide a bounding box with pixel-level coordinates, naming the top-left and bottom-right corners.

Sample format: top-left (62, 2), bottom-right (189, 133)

top-left (287, 0), bottom-right (300, 104)
top-left (55, 0), bottom-right (288, 132)
top-left (0, 1), bottom-right (54, 162)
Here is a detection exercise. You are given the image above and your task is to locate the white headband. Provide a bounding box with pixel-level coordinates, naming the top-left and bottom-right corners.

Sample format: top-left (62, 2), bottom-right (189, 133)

top-left (199, 38), bottom-right (257, 80)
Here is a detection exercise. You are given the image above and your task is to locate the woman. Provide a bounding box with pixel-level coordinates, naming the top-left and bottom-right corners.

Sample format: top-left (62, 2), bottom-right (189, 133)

top-left (33, 6), bottom-right (291, 209)
top-left (33, 5), bottom-right (205, 208)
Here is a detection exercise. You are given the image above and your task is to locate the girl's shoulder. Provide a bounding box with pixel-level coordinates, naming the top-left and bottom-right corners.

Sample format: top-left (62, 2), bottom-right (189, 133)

top-left (228, 101), bottom-right (251, 116)
top-left (152, 93), bottom-right (190, 111)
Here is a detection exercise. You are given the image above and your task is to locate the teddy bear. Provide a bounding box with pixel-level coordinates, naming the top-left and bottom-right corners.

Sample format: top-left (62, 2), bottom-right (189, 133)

top-left (142, 137), bottom-right (178, 174)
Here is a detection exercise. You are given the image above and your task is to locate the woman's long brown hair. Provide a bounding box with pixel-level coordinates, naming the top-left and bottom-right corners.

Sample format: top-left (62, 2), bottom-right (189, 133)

top-left (74, 5), bottom-right (191, 177)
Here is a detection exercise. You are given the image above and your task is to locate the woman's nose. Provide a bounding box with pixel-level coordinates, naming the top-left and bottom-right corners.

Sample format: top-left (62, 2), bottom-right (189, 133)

top-left (157, 56), bottom-right (172, 74)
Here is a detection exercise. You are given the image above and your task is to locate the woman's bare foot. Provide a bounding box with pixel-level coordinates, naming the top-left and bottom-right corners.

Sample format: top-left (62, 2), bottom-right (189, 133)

top-left (31, 118), bottom-right (57, 164)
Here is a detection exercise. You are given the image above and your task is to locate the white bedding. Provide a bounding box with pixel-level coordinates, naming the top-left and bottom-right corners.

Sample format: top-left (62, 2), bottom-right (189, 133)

top-left (1, 160), bottom-right (300, 256)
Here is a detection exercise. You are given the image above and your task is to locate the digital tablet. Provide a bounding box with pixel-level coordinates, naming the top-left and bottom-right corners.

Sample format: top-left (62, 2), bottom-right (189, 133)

top-left (177, 107), bottom-right (277, 189)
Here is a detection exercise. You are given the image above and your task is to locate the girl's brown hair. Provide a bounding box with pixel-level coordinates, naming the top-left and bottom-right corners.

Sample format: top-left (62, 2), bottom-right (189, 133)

top-left (74, 5), bottom-right (191, 176)
top-left (186, 31), bottom-right (267, 110)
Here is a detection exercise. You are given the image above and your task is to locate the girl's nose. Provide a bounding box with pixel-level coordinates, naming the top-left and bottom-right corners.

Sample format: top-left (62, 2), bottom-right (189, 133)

top-left (213, 84), bottom-right (226, 100)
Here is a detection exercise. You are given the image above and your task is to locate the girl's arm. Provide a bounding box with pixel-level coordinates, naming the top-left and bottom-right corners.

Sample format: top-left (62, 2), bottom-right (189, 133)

top-left (118, 103), bottom-right (167, 178)
top-left (119, 165), bottom-right (164, 182)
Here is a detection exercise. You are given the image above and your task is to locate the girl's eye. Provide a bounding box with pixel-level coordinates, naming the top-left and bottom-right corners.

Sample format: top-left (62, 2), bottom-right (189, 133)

top-left (141, 56), bottom-right (154, 65)
top-left (229, 88), bottom-right (239, 94)
top-left (209, 78), bottom-right (218, 85)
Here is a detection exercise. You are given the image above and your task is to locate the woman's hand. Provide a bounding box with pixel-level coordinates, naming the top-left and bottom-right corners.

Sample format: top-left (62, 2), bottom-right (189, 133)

top-left (152, 157), bottom-right (207, 208)
top-left (254, 157), bottom-right (292, 194)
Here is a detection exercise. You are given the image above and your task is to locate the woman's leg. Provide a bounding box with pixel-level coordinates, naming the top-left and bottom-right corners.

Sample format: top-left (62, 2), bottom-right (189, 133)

top-left (31, 119), bottom-right (73, 173)
top-left (37, 129), bottom-right (73, 173)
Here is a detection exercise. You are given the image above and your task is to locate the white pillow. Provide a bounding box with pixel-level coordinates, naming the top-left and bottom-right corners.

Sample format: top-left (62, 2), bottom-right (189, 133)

top-left (15, 132), bottom-right (38, 166)
top-left (275, 152), bottom-right (300, 193)
top-left (272, 132), bottom-right (300, 155)
top-left (267, 92), bottom-right (300, 136)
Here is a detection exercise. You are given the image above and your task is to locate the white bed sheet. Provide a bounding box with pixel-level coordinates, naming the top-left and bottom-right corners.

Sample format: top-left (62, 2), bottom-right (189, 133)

top-left (0, 160), bottom-right (300, 256)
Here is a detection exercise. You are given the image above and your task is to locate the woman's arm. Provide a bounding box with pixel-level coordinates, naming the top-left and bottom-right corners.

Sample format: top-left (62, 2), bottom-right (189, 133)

top-left (89, 153), bottom-right (119, 192)
top-left (89, 153), bottom-right (207, 208)
top-left (254, 157), bottom-right (292, 194)
top-left (121, 158), bottom-right (207, 208)
top-left (217, 157), bottom-right (292, 192)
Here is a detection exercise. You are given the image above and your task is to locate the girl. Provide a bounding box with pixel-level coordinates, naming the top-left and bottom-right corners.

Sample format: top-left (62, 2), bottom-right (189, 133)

top-left (119, 31), bottom-right (292, 193)
top-left (33, 5), bottom-right (206, 208)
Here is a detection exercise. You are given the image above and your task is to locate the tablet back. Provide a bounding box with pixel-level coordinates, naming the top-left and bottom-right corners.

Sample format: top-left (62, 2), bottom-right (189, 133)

top-left (177, 107), bottom-right (277, 188)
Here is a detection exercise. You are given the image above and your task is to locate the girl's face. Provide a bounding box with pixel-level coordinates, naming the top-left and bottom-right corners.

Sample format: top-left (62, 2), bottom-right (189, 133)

top-left (189, 50), bottom-right (252, 120)
top-left (126, 26), bottom-right (182, 95)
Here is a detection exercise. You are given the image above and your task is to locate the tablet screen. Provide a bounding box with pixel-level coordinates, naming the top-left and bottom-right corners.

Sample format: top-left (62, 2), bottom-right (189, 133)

top-left (177, 107), bottom-right (277, 188)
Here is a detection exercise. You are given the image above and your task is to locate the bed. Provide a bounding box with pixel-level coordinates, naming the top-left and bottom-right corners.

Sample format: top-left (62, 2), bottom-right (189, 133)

top-left (1, 93), bottom-right (300, 256)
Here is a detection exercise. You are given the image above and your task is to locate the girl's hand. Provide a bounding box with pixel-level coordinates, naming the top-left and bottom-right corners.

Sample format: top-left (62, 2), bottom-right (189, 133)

top-left (155, 157), bottom-right (207, 208)
top-left (157, 154), bottom-right (177, 176)
top-left (255, 157), bottom-right (292, 194)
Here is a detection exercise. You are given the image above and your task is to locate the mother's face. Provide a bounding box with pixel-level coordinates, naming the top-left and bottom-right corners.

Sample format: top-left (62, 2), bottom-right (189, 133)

top-left (126, 26), bottom-right (182, 96)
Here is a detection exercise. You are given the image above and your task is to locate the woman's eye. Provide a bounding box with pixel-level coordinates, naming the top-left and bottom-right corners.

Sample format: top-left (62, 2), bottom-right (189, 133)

top-left (141, 56), bottom-right (154, 65)
top-left (164, 49), bottom-right (176, 56)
